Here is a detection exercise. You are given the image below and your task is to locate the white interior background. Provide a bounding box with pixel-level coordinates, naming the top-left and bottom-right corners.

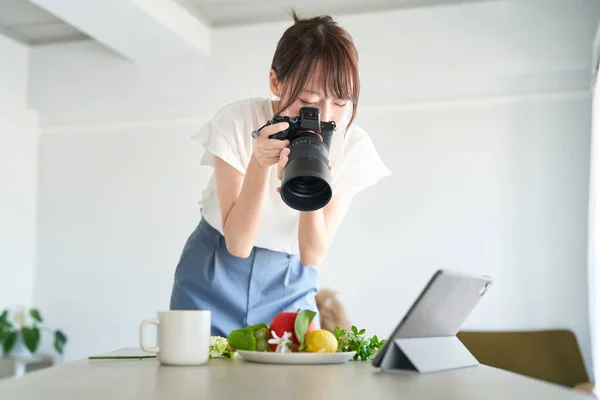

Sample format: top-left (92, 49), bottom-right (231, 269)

top-left (0, 33), bottom-right (37, 313)
top-left (2, 0), bottom-right (599, 378)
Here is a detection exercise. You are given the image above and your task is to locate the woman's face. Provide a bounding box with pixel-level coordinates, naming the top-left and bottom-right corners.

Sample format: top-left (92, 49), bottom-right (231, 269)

top-left (281, 87), bottom-right (349, 125)
top-left (271, 69), bottom-right (351, 125)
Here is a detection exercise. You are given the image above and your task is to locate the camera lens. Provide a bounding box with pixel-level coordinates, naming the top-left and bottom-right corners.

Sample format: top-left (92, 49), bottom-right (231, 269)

top-left (287, 176), bottom-right (329, 197)
top-left (280, 132), bottom-right (332, 211)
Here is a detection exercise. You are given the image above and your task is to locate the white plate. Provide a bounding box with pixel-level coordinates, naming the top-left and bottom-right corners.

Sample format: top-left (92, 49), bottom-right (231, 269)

top-left (237, 350), bottom-right (356, 365)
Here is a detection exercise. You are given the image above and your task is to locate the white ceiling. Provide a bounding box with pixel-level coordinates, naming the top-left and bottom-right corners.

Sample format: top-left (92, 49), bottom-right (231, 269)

top-left (0, 0), bottom-right (496, 47)
top-left (0, 0), bottom-right (88, 45)
top-left (174, 0), bottom-right (498, 28)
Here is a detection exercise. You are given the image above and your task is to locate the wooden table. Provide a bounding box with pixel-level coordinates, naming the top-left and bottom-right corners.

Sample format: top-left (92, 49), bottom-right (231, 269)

top-left (0, 348), bottom-right (593, 399)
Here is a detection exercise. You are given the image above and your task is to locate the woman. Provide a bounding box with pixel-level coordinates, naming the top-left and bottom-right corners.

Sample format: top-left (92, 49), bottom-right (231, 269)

top-left (169, 11), bottom-right (390, 337)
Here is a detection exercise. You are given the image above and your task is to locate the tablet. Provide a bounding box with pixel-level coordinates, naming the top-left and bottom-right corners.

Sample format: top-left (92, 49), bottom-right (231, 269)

top-left (372, 269), bottom-right (492, 368)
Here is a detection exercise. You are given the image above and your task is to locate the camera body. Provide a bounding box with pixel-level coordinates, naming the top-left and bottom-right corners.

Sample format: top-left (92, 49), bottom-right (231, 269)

top-left (264, 107), bottom-right (337, 212)
top-left (267, 107), bottom-right (336, 150)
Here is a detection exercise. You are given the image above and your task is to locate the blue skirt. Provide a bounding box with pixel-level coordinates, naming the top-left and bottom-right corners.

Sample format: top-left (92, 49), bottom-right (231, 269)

top-left (169, 218), bottom-right (320, 337)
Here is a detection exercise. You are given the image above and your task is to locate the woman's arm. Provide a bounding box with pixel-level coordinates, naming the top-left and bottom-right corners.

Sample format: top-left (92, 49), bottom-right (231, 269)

top-left (275, 149), bottom-right (357, 266)
top-left (213, 121), bottom-right (289, 258)
top-left (213, 155), bottom-right (271, 258)
top-left (297, 188), bottom-right (357, 266)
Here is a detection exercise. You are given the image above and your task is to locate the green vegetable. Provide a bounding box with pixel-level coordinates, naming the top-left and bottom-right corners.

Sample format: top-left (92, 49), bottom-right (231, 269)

top-left (254, 327), bottom-right (268, 341)
top-left (247, 322), bottom-right (269, 333)
top-left (228, 328), bottom-right (255, 351)
top-left (222, 347), bottom-right (236, 358)
top-left (227, 322), bottom-right (269, 352)
top-left (209, 336), bottom-right (233, 358)
top-left (334, 325), bottom-right (386, 361)
top-left (256, 339), bottom-right (267, 352)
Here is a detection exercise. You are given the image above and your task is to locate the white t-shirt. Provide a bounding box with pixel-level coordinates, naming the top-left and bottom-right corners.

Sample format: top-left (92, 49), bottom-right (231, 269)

top-left (192, 97), bottom-right (391, 255)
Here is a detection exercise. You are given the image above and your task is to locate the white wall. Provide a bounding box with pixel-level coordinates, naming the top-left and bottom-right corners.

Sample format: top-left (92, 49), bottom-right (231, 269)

top-left (29, 0), bottom-right (600, 376)
top-left (0, 34), bottom-right (28, 111)
top-left (0, 33), bottom-right (38, 311)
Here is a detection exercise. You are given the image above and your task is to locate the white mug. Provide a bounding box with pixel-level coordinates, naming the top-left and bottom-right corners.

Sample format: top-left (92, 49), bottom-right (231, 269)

top-left (140, 310), bottom-right (211, 365)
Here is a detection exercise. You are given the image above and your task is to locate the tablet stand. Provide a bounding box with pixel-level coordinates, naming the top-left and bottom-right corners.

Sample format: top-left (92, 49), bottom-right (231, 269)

top-left (379, 336), bottom-right (479, 374)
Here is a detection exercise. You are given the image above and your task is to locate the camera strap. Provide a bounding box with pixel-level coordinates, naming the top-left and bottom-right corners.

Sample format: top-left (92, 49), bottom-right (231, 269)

top-left (251, 118), bottom-right (277, 139)
top-left (251, 124), bottom-right (268, 139)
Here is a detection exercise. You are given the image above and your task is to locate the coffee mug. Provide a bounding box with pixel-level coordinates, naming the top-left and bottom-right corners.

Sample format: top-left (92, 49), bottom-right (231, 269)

top-left (139, 310), bottom-right (211, 365)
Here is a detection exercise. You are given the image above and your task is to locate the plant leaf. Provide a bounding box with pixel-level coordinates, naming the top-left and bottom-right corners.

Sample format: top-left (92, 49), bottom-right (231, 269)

top-left (2, 331), bottom-right (17, 355)
top-left (22, 327), bottom-right (41, 353)
top-left (0, 324), bottom-right (9, 345)
top-left (294, 309), bottom-right (316, 347)
top-left (0, 310), bottom-right (7, 324)
top-left (29, 309), bottom-right (43, 323)
top-left (0, 319), bottom-right (11, 334)
top-left (227, 327), bottom-right (256, 351)
top-left (54, 330), bottom-right (67, 354)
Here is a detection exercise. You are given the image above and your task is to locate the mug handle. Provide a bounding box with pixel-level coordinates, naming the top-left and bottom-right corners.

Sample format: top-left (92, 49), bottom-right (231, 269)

top-left (140, 318), bottom-right (160, 353)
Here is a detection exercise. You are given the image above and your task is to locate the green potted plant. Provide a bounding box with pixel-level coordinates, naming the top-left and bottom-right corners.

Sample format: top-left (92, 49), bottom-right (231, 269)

top-left (0, 307), bottom-right (67, 357)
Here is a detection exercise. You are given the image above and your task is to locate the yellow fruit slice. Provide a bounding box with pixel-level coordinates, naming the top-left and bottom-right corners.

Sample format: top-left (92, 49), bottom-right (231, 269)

top-left (304, 329), bottom-right (338, 353)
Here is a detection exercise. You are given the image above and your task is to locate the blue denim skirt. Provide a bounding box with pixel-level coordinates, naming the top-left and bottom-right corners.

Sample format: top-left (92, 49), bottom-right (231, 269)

top-left (169, 217), bottom-right (320, 337)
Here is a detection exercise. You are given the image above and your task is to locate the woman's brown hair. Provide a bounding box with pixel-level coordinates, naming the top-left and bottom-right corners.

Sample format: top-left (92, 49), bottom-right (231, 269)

top-left (271, 10), bottom-right (360, 130)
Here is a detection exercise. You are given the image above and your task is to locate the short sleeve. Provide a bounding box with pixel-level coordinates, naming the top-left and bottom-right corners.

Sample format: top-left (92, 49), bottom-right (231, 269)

top-left (192, 102), bottom-right (247, 174)
top-left (332, 127), bottom-right (391, 194)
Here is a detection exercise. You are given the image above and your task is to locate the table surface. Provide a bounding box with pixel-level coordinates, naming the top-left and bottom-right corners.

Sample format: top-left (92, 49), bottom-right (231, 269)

top-left (0, 348), bottom-right (593, 400)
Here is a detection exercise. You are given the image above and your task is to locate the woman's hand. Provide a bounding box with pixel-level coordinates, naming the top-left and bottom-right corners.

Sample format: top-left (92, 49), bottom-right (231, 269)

top-left (277, 147), bottom-right (291, 184)
top-left (252, 122), bottom-right (290, 168)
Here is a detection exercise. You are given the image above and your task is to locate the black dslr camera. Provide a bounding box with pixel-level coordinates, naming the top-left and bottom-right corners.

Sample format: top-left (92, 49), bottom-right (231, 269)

top-left (264, 107), bottom-right (336, 212)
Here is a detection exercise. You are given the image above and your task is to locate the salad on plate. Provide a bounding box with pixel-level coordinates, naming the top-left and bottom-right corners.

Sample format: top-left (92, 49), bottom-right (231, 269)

top-left (210, 309), bottom-right (385, 362)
